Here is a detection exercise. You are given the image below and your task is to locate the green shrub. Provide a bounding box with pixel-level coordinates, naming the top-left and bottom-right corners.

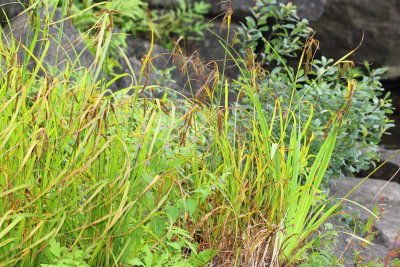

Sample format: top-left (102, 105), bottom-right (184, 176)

top-left (236, 0), bottom-right (394, 179)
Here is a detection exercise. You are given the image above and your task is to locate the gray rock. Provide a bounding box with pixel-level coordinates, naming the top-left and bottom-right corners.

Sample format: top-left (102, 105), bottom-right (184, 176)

top-left (187, 22), bottom-right (242, 79)
top-left (116, 35), bottom-right (217, 100)
top-left (374, 147), bottom-right (400, 183)
top-left (310, 0), bottom-right (400, 79)
top-left (280, 0), bottom-right (327, 21)
top-left (378, 147), bottom-right (400, 168)
top-left (146, 0), bottom-right (326, 21)
top-left (356, 147), bottom-right (400, 183)
top-left (319, 218), bottom-right (390, 266)
top-left (145, 0), bottom-right (178, 8)
top-left (145, 0), bottom-right (254, 20)
top-left (0, 0), bottom-right (28, 25)
top-left (380, 90), bottom-right (400, 150)
top-left (3, 6), bottom-right (94, 74)
top-left (142, 0), bottom-right (328, 86)
top-left (330, 177), bottom-right (400, 247)
top-left (202, 0), bottom-right (254, 20)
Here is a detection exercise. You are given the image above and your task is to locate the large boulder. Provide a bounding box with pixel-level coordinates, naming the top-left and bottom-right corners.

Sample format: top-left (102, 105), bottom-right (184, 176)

top-left (187, 22), bottom-right (242, 79)
top-left (317, 176), bottom-right (400, 265)
top-left (146, 0), bottom-right (326, 21)
top-left (145, 0), bottom-right (254, 20)
top-left (3, 6), bottom-right (94, 73)
top-left (311, 0), bottom-right (400, 79)
top-left (320, 217), bottom-right (390, 265)
top-left (143, 0), bottom-right (328, 82)
top-left (0, 0), bottom-right (27, 25)
top-left (380, 89), bottom-right (400, 149)
top-left (280, 0), bottom-right (326, 21)
top-left (115, 35), bottom-right (217, 100)
top-left (355, 147), bottom-right (400, 183)
top-left (330, 177), bottom-right (400, 248)
top-left (200, 0), bottom-right (254, 20)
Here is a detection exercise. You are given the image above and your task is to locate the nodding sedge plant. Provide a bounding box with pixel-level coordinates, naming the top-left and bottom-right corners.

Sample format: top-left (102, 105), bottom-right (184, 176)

top-left (0, 1), bottom-right (379, 267)
top-left (179, 79), bottom-right (340, 266)
top-left (174, 10), bottom-right (366, 266)
top-left (0, 4), bottom-right (211, 267)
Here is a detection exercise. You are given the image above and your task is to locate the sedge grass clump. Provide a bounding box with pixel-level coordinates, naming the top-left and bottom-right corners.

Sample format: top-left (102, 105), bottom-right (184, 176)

top-left (0, 4), bottom-right (214, 266)
top-left (160, 2), bottom-right (385, 265)
top-left (0, 47), bottom-right (195, 266)
top-left (237, 0), bottom-right (394, 179)
top-left (0, 1), bottom-right (379, 266)
top-left (174, 71), bottom-right (341, 266)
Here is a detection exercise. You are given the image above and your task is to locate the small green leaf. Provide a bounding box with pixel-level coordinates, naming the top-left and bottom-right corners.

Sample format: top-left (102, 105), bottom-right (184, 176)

top-left (197, 249), bottom-right (218, 263)
top-left (127, 258), bottom-right (145, 266)
top-left (166, 206), bottom-right (180, 223)
top-left (271, 143), bottom-right (278, 160)
top-left (185, 199), bottom-right (198, 217)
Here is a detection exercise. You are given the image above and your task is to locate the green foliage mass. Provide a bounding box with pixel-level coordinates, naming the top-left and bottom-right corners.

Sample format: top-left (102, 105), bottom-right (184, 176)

top-left (0, 0), bottom-right (395, 266)
top-left (236, 0), bottom-right (393, 179)
top-left (0, 3), bottom-right (342, 265)
top-left (70, 0), bottom-right (211, 50)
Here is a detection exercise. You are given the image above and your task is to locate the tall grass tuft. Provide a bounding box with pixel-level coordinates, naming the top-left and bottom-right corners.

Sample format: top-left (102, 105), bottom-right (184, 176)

top-left (0, 5), bottom-right (199, 266)
top-left (0, 2), bottom-right (360, 266)
top-left (177, 64), bottom-right (340, 265)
